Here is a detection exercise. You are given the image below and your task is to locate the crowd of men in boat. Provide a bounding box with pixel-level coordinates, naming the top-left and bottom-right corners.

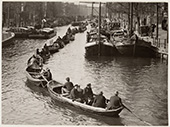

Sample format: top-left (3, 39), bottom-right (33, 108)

top-left (61, 77), bottom-right (123, 110)
top-left (26, 53), bottom-right (123, 110)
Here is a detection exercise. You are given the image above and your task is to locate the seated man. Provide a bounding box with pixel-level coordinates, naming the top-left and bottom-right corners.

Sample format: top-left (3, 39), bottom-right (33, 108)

top-left (83, 83), bottom-right (94, 105)
top-left (27, 55), bottom-right (38, 66)
top-left (69, 84), bottom-right (79, 101)
top-left (62, 77), bottom-right (74, 96)
top-left (43, 43), bottom-right (50, 55)
top-left (67, 27), bottom-right (72, 34)
top-left (57, 36), bottom-right (62, 41)
top-left (27, 55), bottom-right (42, 73)
top-left (76, 85), bottom-right (84, 103)
top-left (35, 48), bottom-right (43, 67)
top-left (92, 91), bottom-right (106, 108)
top-left (106, 91), bottom-right (123, 110)
top-left (42, 68), bottom-right (52, 81)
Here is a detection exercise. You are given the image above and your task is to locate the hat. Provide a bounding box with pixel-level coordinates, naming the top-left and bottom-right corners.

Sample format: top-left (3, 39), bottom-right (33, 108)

top-left (74, 84), bottom-right (78, 87)
top-left (66, 77), bottom-right (70, 81)
top-left (115, 91), bottom-right (119, 96)
top-left (100, 91), bottom-right (103, 95)
top-left (87, 83), bottom-right (91, 87)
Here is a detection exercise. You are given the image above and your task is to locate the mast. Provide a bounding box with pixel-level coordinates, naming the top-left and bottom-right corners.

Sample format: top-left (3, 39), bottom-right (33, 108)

top-left (7, 3), bottom-right (10, 27)
top-left (130, 2), bottom-right (135, 57)
top-left (156, 3), bottom-right (159, 39)
top-left (130, 3), bottom-right (133, 37)
top-left (91, 2), bottom-right (94, 20)
top-left (98, 2), bottom-right (101, 56)
top-left (44, 2), bottom-right (47, 18)
top-left (128, 3), bottom-right (130, 31)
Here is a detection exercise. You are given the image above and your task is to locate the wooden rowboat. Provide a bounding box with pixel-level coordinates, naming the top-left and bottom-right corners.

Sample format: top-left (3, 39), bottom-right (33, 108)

top-left (48, 44), bottom-right (60, 54)
top-left (47, 80), bottom-right (124, 117)
top-left (25, 68), bottom-right (47, 87)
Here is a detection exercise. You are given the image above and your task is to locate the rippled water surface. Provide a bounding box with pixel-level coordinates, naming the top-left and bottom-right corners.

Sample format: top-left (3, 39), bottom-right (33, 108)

top-left (2, 25), bottom-right (168, 126)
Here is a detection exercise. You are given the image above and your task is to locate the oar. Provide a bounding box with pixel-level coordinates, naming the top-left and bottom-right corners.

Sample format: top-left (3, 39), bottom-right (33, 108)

top-left (123, 104), bottom-right (152, 126)
top-left (40, 73), bottom-right (49, 88)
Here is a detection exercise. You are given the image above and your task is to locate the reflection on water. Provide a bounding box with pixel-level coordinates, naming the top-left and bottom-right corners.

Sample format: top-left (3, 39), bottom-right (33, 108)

top-left (2, 25), bottom-right (168, 125)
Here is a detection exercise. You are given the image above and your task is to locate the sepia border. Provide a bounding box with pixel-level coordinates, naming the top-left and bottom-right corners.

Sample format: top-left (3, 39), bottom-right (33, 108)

top-left (1, 0), bottom-right (169, 127)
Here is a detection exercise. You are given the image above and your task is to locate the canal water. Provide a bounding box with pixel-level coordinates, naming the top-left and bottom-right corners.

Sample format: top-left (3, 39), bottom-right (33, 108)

top-left (2, 25), bottom-right (168, 126)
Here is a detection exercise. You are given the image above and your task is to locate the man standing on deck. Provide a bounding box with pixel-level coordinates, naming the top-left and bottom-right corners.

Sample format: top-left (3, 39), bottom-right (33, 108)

top-left (106, 91), bottom-right (123, 110)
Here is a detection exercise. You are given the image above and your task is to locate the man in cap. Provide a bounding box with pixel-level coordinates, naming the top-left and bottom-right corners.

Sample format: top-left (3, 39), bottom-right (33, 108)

top-left (106, 91), bottom-right (123, 110)
top-left (83, 83), bottom-right (94, 105)
top-left (92, 91), bottom-right (106, 108)
top-left (45, 68), bottom-right (52, 81)
top-left (62, 77), bottom-right (74, 96)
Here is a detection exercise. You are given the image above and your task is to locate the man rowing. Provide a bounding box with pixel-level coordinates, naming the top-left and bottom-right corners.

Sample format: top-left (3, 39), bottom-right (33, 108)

top-left (42, 68), bottom-right (52, 81)
top-left (106, 91), bottom-right (123, 110)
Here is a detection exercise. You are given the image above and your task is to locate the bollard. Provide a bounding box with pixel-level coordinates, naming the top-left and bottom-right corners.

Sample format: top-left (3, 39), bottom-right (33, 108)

top-left (156, 38), bottom-right (158, 47)
top-left (153, 37), bottom-right (155, 46)
top-left (164, 39), bottom-right (166, 49)
top-left (158, 38), bottom-right (160, 48)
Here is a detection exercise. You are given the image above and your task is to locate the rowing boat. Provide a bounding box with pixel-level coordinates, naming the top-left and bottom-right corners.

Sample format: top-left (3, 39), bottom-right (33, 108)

top-left (48, 44), bottom-right (60, 54)
top-left (47, 80), bottom-right (124, 117)
top-left (25, 67), bottom-right (47, 87)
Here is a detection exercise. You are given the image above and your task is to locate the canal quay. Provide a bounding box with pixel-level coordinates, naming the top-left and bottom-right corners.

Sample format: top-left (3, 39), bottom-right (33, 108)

top-left (2, 1), bottom-right (168, 126)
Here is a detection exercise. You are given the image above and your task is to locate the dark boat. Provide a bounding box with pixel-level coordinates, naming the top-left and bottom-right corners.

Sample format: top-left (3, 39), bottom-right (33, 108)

top-left (115, 26), bottom-right (160, 57)
top-left (48, 45), bottom-right (59, 54)
top-left (8, 27), bottom-right (30, 38)
top-left (85, 33), bottom-right (115, 56)
top-left (62, 33), bottom-right (71, 44)
top-left (28, 28), bottom-right (56, 39)
top-left (47, 80), bottom-right (124, 117)
top-left (8, 27), bottom-right (56, 39)
top-left (85, 3), bottom-right (117, 57)
top-left (2, 31), bottom-right (15, 46)
top-left (62, 39), bottom-right (70, 45)
top-left (47, 43), bottom-right (60, 54)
